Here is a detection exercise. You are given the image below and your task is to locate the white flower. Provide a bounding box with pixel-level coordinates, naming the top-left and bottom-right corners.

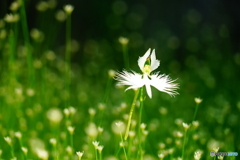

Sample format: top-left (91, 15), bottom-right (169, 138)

top-left (115, 48), bottom-right (179, 98)
top-left (76, 151), bottom-right (84, 158)
top-left (92, 141), bottom-right (99, 149)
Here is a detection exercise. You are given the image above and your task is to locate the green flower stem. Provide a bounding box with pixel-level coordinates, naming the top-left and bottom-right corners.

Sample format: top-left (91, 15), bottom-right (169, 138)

top-left (18, 138), bottom-right (27, 160)
top-left (189, 103), bottom-right (200, 149)
top-left (103, 76), bottom-right (113, 103)
top-left (95, 149), bottom-right (99, 160)
top-left (138, 87), bottom-right (144, 160)
top-left (120, 134), bottom-right (128, 160)
top-left (9, 145), bottom-right (15, 159)
top-left (65, 11), bottom-right (72, 108)
top-left (64, 117), bottom-right (70, 148)
top-left (70, 133), bottom-right (74, 160)
top-left (99, 76), bottom-right (113, 127)
top-left (192, 103), bottom-right (200, 122)
top-left (127, 137), bottom-right (133, 158)
top-left (181, 130), bottom-right (187, 160)
top-left (8, 30), bottom-right (16, 82)
top-left (124, 89), bottom-right (140, 140)
top-left (122, 44), bottom-right (129, 69)
top-left (99, 151), bottom-right (102, 160)
top-left (19, 0), bottom-right (34, 87)
top-left (53, 145), bottom-right (57, 160)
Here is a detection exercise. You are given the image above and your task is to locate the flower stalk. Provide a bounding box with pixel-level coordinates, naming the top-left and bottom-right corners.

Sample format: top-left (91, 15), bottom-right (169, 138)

top-left (124, 89), bottom-right (140, 140)
top-left (138, 87), bottom-right (144, 160)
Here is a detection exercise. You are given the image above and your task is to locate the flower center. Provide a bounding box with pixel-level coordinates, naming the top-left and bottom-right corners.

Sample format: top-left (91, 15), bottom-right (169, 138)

top-left (143, 64), bottom-right (151, 75)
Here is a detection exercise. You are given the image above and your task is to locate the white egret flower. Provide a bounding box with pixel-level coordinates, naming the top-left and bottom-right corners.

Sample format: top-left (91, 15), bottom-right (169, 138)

top-left (115, 48), bottom-right (179, 98)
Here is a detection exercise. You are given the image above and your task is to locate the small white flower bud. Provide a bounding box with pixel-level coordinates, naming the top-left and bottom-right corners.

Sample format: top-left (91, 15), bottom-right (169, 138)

top-left (55, 10), bottom-right (66, 22)
top-left (192, 121), bottom-right (200, 128)
top-left (108, 69), bottom-right (116, 78)
top-left (182, 122), bottom-right (190, 130)
top-left (88, 108), bottom-right (96, 116)
top-left (98, 127), bottom-right (104, 134)
top-left (66, 146), bottom-right (73, 155)
top-left (4, 137), bottom-right (12, 145)
top-left (10, 1), bottom-right (20, 11)
top-left (92, 141), bottom-right (99, 149)
top-left (128, 131), bottom-right (135, 138)
top-left (67, 126), bottom-right (75, 134)
top-left (46, 108), bottom-right (63, 124)
top-left (49, 138), bottom-right (57, 146)
top-left (14, 131), bottom-right (22, 139)
top-left (194, 97), bottom-right (202, 104)
top-left (97, 145), bottom-right (104, 153)
top-left (69, 106), bottom-right (76, 116)
top-left (118, 37), bottom-right (129, 45)
top-left (119, 142), bottom-right (124, 147)
top-left (64, 5), bottom-right (74, 14)
top-left (63, 108), bottom-right (70, 117)
top-left (213, 147), bottom-right (219, 153)
top-left (21, 147), bottom-right (28, 155)
top-left (76, 151), bottom-right (84, 159)
top-left (194, 151), bottom-right (202, 160)
top-left (140, 123), bottom-right (146, 130)
top-left (4, 13), bottom-right (20, 23)
top-left (26, 88), bottom-right (35, 97)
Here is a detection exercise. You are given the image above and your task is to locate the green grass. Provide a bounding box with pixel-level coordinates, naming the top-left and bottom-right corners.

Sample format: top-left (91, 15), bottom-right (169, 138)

top-left (0, 1), bottom-right (239, 160)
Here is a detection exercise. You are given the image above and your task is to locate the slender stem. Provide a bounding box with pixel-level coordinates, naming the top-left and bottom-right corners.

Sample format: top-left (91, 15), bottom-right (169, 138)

top-left (99, 151), bottom-right (102, 160)
top-left (19, 0), bottom-right (34, 87)
top-left (53, 144), bottom-right (57, 160)
top-left (120, 134), bottom-right (128, 160)
top-left (181, 130), bottom-right (187, 160)
top-left (95, 149), bottom-right (98, 160)
top-left (192, 103), bottom-right (199, 122)
top-left (70, 133), bottom-right (74, 160)
top-left (65, 11), bottom-right (72, 108)
top-left (17, 139), bottom-right (27, 160)
top-left (8, 30), bottom-right (16, 81)
top-left (138, 87), bottom-right (144, 160)
top-left (124, 89), bottom-right (140, 140)
top-left (103, 77), bottom-right (113, 103)
top-left (98, 76), bottom-right (113, 128)
top-left (10, 145), bottom-right (15, 158)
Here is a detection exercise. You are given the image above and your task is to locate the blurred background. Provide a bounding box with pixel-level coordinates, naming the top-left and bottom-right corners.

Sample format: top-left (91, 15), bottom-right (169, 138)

top-left (0, 0), bottom-right (239, 159)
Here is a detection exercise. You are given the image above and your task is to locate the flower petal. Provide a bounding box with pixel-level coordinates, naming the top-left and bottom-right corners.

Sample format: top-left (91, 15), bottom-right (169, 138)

top-left (138, 48), bottom-right (151, 71)
top-left (150, 73), bottom-right (179, 96)
top-left (150, 49), bottom-right (160, 71)
top-left (115, 70), bottom-right (145, 90)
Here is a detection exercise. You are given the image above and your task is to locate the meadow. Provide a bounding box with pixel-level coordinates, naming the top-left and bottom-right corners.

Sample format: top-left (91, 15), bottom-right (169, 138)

top-left (0, 1), bottom-right (239, 160)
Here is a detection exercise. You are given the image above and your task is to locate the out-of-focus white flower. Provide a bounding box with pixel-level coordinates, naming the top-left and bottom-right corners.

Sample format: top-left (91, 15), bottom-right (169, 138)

top-left (92, 141), bottom-right (99, 149)
top-left (194, 151), bottom-right (202, 160)
top-left (97, 145), bottom-right (104, 153)
top-left (46, 108), bottom-right (63, 124)
top-left (115, 48), bottom-right (179, 98)
top-left (85, 123), bottom-right (98, 138)
top-left (4, 137), bottom-right (12, 145)
top-left (112, 120), bottom-right (126, 134)
top-left (21, 147), bottom-right (28, 155)
top-left (119, 37), bottom-right (129, 45)
top-left (36, 148), bottom-right (49, 160)
top-left (76, 151), bottom-right (84, 159)
top-left (182, 122), bottom-right (190, 130)
top-left (64, 4), bottom-right (74, 14)
top-left (194, 97), bottom-right (202, 104)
